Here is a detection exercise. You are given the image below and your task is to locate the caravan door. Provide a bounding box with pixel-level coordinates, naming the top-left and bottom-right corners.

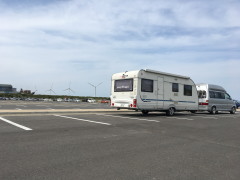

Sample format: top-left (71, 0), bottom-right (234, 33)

top-left (140, 78), bottom-right (158, 109)
top-left (157, 77), bottom-right (164, 109)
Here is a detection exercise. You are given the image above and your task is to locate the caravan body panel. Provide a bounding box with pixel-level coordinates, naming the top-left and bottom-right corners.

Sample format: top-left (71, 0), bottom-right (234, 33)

top-left (111, 69), bottom-right (198, 113)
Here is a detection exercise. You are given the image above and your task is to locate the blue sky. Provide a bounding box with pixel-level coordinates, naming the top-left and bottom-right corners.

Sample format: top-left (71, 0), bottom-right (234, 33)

top-left (0, 0), bottom-right (240, 99)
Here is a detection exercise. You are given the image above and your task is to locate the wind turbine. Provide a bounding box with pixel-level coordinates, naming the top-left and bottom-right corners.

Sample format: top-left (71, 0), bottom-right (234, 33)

top-left (46, 83), bottom-right (56, 95)
top-left (64, 82), bottom-right (74, 95)
top-left (88, 82), bottom-right (103, 97)
top-left (32, 85), bottom-right (38, 95)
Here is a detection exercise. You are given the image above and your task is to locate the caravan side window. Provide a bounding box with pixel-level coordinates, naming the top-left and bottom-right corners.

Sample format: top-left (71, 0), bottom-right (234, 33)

top-left (141, 79), bottom-right (153, 92)
top-left (184, 85), bottom-right (192, 96)
top-left (172, 83), bottom-right (179, 92)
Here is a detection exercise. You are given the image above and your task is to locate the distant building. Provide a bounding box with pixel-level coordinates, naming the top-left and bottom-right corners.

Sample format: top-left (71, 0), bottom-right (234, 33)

top-left (0, 84), bottom-right (17, 93)
top-left (20, 89), bottom-right (32, 94)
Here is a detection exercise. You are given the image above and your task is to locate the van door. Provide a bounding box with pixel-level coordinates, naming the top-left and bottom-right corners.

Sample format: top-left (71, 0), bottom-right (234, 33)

top-left (157, 77), bottom-right (164, 109)
top-left (225, 93), bottom-right (234, 110)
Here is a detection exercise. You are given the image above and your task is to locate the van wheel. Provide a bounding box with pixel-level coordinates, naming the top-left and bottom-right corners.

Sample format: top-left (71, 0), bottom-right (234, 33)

top-left (142, 110), bottom-right (149, 115)
top-left (230, 107), bottom-right (236, 114)
top-left (166, 107), bottom-right (175, 116)
top-left (210, 106), bottom-right (217, 114)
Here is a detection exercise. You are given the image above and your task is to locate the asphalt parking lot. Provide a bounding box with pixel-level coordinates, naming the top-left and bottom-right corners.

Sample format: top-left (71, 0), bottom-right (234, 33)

top-left (0, 101), bottom-right (240, 180)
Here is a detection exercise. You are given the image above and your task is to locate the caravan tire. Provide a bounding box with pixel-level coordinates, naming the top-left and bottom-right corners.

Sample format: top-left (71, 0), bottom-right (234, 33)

top-left (166, 107), bottom-right (175, 116)
top-left (142, 110), bottom-right (149, 115)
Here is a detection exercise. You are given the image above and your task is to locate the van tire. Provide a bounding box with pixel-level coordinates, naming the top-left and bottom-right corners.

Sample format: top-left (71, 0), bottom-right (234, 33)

top-left (166, 107), bottom-right (175, 116)
top-left (210, 106), bottom-right (217, 114)
top-left (142, 110), bottom-right (149, 115)
top-left (230, 107), bottom-right (236, 114)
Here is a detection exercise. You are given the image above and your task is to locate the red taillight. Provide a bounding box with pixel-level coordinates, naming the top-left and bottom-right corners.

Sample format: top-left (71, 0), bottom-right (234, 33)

top-left (199, 102), bottom-right (209, 105)
top-left (133, 99), bottom-right (137, 108)
top-left (111, 103), bottom-right (114, 106)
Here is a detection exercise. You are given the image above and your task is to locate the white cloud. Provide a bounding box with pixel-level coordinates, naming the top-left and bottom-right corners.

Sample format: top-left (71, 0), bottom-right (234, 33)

top-left (0, 0), bottom-right (239, 98)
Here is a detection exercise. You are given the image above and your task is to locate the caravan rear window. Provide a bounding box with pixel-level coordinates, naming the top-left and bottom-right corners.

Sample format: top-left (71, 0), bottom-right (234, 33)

top-left (114, 79), bottom-right (133, 92)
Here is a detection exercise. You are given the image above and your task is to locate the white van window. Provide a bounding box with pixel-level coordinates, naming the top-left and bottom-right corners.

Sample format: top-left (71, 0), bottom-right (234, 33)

top-left (215, 92), bottom-right (225, 99)
top-left (114, 79), bottom-right (133, 92)
top-left (141, 79), bottom-right (153, 92)
top-left (225, 93), bottom-right (232, 100)
top-left (172, 83), bottom-right (179, 92)
top-left (209, 91), bottom-right (215, 98)
top-left (209, 91), bottom-right (225, 99)
top-left (184, 85), bottom-right (192, 96)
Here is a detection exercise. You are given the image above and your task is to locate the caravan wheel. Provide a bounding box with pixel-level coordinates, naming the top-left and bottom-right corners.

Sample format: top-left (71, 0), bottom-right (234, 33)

top-left (142, 110), bottom-right (149, 115)
top-left (166, 107), bottom-right (175, 116)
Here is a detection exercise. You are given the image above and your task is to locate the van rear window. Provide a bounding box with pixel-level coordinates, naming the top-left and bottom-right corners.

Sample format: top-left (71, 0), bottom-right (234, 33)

top-left (114, 79), bottom-right (133, 92)
top-left (198, 90), bottom-right (206, 98)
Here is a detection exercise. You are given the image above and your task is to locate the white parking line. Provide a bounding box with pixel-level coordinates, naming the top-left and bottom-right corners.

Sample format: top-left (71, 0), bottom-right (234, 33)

top-left (199, 116), bottom-right (218, 119)
top-left (0, 117), bottom-right (32, 131)
top-left (189, 115), bottom-right (218, 119)
top-left (96, 114), bottom-right (160, 122)
top-left (16, 105), bottom-right (27, 107)
top-left (166, 117), bottom-right (194, 121)
top-left (53, 114), bottom-right (111, 126)
top-left (216, 115), bottom-right (237, 119)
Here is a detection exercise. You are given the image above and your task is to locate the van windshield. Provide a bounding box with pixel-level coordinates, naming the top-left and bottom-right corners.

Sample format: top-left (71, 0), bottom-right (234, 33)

top-left (198, 90), bottom-right (206, 98)
top-left (114, 79), bottom-right (133, 92)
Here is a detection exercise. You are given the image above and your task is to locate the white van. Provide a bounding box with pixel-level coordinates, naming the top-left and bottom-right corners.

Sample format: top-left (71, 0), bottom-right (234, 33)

top-left (110, 69), bottom-right (198, 116)
top-left (196, 84), bottom-right (236, 114)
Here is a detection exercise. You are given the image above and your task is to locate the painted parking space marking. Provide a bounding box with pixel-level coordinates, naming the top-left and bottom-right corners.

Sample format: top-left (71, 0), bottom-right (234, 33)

top-left (216, 115), bottom-right (238, 119)
top-left (16, 105), bottom-right (27, 108)
top-left (96, 114), bottom-right (160, 122)
top-left (189, 115), bottom-right (218, 119)
top-left (199, 116), bottom-right (218, 119)
top-left (0, 117), bottom-right (32, 131)
top-left (166, 117), bottom-right (194, 121)
top-left (191, 114), bottom-right (240, 119)
top-left (53, 114), bottom-right (111, 126)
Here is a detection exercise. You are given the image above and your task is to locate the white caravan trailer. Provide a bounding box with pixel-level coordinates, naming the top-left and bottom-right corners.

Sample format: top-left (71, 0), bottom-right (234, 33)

top-left (196, 84), bottom-right (236, 114)
top-left (110, 69), bottom-right (198, 116)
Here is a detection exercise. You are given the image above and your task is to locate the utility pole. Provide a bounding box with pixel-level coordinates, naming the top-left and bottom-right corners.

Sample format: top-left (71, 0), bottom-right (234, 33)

top-left (88, 82), bottom-right (103, 97)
